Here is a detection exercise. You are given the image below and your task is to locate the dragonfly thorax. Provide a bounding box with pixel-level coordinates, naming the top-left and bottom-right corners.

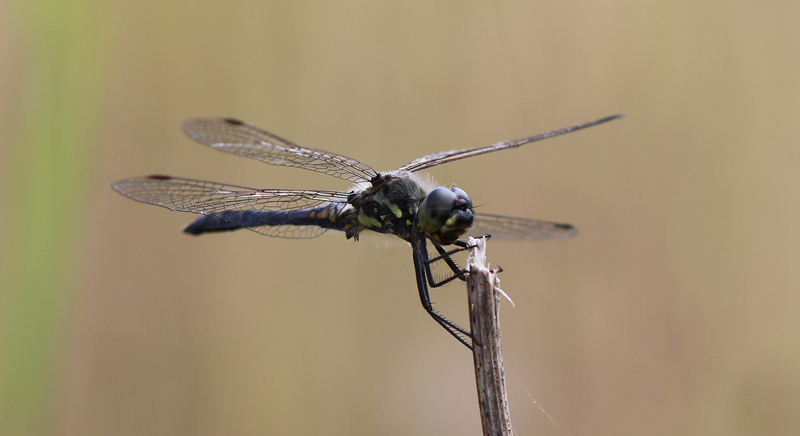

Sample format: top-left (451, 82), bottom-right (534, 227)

top-left (345, 172), bottom-right (427, 241)
top-left (344, 172), bottom-right (473, 245)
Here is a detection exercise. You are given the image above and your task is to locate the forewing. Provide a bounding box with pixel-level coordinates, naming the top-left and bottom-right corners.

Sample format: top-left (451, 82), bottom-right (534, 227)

top-left (468, 213), bottom-right (578, 241)
top-left (112, 175), bottom-right (349, 238)
top-left (182, 118), bottom-right (378, 183)
top-left (398, 114), bottom-right (622, 172)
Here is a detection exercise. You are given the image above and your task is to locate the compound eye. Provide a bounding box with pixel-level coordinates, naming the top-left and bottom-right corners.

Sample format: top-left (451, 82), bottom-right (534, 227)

top-left (418, 187), bottom-right (457, 233)
top-left (452, 187), bottom-right (472, 208)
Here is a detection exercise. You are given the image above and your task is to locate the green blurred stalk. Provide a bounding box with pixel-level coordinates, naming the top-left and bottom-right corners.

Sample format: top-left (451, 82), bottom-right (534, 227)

top-left (0, 1), bottom-right (110, 434)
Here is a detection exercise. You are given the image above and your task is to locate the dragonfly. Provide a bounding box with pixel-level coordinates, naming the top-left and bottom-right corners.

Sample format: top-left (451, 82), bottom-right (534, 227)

top-left (113, 114), bottom-right (622, 349)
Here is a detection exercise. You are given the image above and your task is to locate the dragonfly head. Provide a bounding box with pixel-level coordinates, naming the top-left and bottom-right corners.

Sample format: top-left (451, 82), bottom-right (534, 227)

top-left (418, 187), bottom-right (474, 245)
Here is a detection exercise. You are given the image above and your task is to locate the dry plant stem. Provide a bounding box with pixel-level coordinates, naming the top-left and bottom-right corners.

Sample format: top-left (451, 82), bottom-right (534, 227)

top-left (467, 237), bottom-right (512, 436)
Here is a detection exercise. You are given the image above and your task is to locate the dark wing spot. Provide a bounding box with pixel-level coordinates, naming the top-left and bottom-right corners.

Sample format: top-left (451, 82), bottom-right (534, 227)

top-left (223, 118), bottom-right (245, 126)
top-left (147, 174), bottom-right (173, 180)
top-left (555, 223), bottom-right (575, 230)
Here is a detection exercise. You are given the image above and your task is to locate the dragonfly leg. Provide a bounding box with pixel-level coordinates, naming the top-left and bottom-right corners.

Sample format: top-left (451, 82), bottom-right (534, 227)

top-left (425, 235), bottom-right (490, 286)
top-left (426, 243), bottom-right (470, 264)
top-left (413, 244), bottom-right (473, 349)
top-left (445, 238), bottom-right (503, 280)
top-left (453, 234), bottom-right (491, 249)
top-left (426, 235), bottom-right (492, 282)
top-left (425, 243), bottom-right (469, 283)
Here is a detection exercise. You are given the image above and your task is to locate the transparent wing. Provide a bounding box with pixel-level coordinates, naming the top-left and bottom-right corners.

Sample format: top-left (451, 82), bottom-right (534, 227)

top-left (398, 114), bottom-right (622, 172)
top-left (112, 175), bottom-right (350, 238)
top-left (182, 118), bottom-right (378, 183)
top-left (468, 213), bottom-right (578, 241)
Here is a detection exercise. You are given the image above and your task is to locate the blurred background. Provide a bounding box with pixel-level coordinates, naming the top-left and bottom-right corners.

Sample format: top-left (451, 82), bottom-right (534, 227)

top-left (2, 1), bottom-right (799, 435)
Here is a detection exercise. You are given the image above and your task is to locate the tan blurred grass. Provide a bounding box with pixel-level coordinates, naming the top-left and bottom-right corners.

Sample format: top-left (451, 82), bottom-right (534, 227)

top-left (2, 1), bottom-right (799, 436)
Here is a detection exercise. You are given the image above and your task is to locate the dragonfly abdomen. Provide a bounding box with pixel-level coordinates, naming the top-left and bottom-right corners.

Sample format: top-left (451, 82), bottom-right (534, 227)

top-left (183, 205), bottom-right (347, 235)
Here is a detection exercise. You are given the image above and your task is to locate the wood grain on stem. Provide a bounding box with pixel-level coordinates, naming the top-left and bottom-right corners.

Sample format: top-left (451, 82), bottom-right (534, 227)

top-left (467, 237), bottom-right (512, 436)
